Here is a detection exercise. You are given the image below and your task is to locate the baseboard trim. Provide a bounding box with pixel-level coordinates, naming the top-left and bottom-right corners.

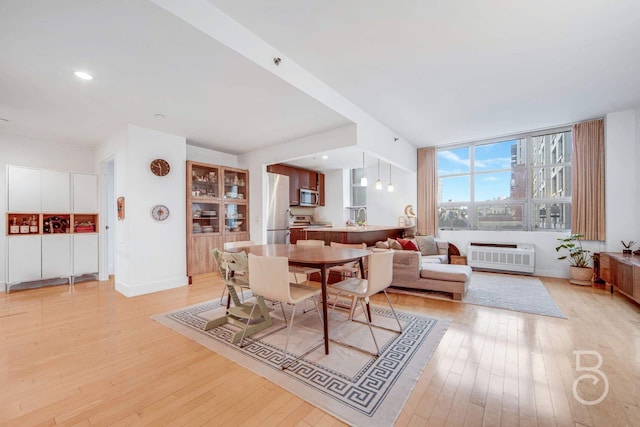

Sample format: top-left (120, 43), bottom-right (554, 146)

top-left (115, 276), bottom-right (188, 297)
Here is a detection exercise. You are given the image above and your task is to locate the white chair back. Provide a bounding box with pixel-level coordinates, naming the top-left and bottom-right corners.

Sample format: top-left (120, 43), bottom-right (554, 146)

top-left (224, 240), bottom-right (255, 250)
top-left (364, 251), bottom-right (394, 296)
top-left (296, 239), bottom-right (325, 247)
top-left (248, 254), bottom-right (292, 303)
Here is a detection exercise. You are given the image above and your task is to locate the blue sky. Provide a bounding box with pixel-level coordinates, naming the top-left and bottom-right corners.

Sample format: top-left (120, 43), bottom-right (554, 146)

top-left (438, 141), bottom-right (517, 202)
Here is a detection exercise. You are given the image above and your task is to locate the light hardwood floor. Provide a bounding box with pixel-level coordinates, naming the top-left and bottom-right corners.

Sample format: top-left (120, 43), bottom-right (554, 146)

top-left (1, 274), bottom-right (639, 426)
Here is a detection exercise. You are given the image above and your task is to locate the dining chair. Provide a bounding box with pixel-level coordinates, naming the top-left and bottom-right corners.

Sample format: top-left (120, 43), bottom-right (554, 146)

top-left (212, 248), bottom-right (250, 306)
top-left (326, 242), bottom-right (368, 319)
top-left (244, 254), bottom-right (322, 369)
top-left (207, 249), bottom-right (273, 342)
top-left (289, 239), bottom-right (324, 284)
top-left (330, 250), bottom-right (402, 356)
top-left (328, 242), bottom-right (368, 279)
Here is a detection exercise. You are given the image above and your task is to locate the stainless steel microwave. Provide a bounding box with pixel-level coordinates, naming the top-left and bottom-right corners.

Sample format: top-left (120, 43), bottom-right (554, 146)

top-left (300, 188), bottom-right (319, 207)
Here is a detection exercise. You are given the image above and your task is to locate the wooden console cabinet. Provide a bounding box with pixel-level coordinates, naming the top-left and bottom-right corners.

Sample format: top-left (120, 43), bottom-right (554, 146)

top-left (599, 252), bottom-right (640, 304)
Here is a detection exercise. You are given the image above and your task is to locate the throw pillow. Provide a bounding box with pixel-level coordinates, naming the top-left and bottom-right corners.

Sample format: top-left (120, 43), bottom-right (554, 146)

top-left (415, 235), bottom-right (438, 255)
top-left (397, 238), bottom-right (419, 251)
top-left (375, 240), bottom-right (390, 249)
top-left (387, 238), bottom-right (403, 250)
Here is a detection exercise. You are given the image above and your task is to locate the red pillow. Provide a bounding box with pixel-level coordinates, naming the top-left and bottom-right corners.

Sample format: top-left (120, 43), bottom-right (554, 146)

top-left (397, 238), bottom-right (419, 251)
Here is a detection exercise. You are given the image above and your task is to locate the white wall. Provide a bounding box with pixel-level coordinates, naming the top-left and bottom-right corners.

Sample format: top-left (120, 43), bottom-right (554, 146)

top-left (604, 110), bottom-right (638, 252)
top-left (187, 145), bottom-right (238, 167)
top-left (96, 125), bottom-right (188, 297)
top-left (364, 164), bottom-right (417, 227)
top-left (1, 132), bottom-right (96, 290)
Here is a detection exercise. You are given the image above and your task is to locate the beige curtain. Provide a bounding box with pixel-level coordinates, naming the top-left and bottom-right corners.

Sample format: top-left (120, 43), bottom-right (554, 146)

top-left (417, 147), bottom-right (438, 236)
top-left (571, 119), bottom-right (605, 240)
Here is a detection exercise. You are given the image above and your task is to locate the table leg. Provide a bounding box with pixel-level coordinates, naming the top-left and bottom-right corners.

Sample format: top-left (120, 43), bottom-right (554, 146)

top-left (321, 265), bottom-right (329, 354)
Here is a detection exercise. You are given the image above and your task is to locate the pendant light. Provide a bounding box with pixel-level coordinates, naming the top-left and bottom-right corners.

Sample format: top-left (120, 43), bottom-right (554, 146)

top-left (360, 152), bottom-right (368, 186)
top-left (375, 158), bottom-right (383, 190)
top-left (387, 164), bottom-right (394, 192)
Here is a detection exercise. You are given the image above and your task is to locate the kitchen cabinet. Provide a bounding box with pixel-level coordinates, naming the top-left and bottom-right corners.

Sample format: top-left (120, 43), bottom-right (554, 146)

top-left (73, 173), bottom-right (98, 213)
top-left (73, 234), bottom-right (99, 277)
top-left (42, 170), bottom-right (71, 212)
top-left (288, 166), bottom-right (300, 205)
top-left (290, 227), bottom-right (306, 244)
top-left (7, 236), bottom-right (42, 284)
top-left (8, 166), bottom-right (42, 212)
top-left (186, 161), bottom-right (250, 279)
top-left (5, 166), bottom-right (99, 291)
top-left (318, 173), bottom-right (325, 206)
top-left (42, 235), bottom-right (72, 279)
top-left (266, 163), bottom-right (324, 206)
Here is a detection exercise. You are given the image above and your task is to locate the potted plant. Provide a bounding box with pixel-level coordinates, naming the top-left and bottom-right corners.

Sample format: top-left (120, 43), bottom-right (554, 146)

top-left (556, 233), bottom-right (593, 285)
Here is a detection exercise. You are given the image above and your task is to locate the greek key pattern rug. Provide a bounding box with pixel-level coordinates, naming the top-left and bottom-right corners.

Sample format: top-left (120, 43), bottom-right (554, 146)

top-left (153, 296), bottom-right (449, 426)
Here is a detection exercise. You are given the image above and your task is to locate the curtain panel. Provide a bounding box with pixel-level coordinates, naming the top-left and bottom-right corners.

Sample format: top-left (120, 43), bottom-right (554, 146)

top-left (417, 147), bottom-right (438, 236)
top-left (571, 119), bottom-right (606, 241)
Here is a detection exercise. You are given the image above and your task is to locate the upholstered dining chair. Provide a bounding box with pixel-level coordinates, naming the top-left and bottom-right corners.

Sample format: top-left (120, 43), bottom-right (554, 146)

top-left (330, 250), bottom-right (402, 356)
top-left (244, 254), bottom-right (322, 369)
top-left (289, 239), bottom-right (324, 284)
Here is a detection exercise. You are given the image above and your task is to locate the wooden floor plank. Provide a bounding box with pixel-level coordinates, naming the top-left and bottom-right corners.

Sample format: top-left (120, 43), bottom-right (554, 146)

top-left (1, 275), bottom-right (639, 426)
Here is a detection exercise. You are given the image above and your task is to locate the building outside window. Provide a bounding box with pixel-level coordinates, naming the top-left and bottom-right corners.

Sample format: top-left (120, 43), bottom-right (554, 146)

top-left (437, 127), bottom-right (572, 231)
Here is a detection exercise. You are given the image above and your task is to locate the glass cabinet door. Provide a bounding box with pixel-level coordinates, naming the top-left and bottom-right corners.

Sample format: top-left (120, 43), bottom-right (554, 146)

top-left (224, 203), bottom-right (247, 233)
top-left (192, 202), bottom-right (220, 234)
top-left (191, 164), bottom-right (220, 199)
top-left (223, 169), bottom-right (247, 201)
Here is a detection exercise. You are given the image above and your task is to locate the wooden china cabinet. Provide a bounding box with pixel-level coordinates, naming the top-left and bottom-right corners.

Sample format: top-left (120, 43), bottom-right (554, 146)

top-left (186, 161), bottom-right (250, 280)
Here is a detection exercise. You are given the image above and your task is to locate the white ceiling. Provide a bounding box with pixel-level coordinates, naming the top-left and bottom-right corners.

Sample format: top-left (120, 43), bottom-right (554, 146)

top-left (2, 0), bottom-right (640, 171)
top-left (209, 0), bottom-right (640, 146)
top-left (0, 1), bottom-right (350, 154)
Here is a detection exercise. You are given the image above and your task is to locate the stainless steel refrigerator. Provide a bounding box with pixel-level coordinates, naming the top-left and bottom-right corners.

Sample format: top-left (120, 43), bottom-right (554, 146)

top-left (267, 172), bottom-right (290, 244)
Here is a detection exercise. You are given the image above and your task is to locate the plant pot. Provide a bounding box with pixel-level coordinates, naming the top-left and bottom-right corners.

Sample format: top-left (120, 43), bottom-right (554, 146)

top-left (569, 265), bottom-right (593, 286)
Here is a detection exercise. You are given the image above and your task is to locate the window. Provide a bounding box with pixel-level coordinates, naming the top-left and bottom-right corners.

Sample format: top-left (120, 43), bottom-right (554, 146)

top-left (437, 128), bottom-right (572, 231)
top-left (350, 168), bottom-right (367, 207)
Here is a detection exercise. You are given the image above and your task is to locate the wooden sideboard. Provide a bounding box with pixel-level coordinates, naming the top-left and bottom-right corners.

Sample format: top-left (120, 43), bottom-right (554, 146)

top-left (599, 252), bottom-right (640, 304)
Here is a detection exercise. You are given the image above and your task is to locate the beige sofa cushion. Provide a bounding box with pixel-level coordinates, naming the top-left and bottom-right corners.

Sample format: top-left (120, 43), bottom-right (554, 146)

top-left (415, 235), bottom-right (438, 255)
top-left (420, 263), bottom-right (472, 282)
top-left (421, 254), bottom-right (448, 265)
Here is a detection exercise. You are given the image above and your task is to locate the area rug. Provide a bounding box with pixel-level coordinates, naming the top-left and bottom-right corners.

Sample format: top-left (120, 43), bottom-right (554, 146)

top-left (152, 296), bottom-right (449, 426)
top-left (390, 271), bottom-right (567, 319)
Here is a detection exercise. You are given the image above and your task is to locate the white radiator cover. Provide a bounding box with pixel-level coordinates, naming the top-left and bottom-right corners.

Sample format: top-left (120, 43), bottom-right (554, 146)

top-left (467, 242), bottom-right (535, 274)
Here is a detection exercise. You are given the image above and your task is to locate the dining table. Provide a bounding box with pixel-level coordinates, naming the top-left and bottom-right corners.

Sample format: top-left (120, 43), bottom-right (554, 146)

top-left (228, 243), bottom-right (370, 354)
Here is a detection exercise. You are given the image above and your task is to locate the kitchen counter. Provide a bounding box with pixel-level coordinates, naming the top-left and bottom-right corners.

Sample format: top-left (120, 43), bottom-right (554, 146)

top-left (301, 225), bottom-right (410, 247)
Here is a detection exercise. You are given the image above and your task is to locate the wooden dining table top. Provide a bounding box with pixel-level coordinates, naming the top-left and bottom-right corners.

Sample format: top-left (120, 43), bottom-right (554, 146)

top-left (230, 243), bottom-right (370, 266)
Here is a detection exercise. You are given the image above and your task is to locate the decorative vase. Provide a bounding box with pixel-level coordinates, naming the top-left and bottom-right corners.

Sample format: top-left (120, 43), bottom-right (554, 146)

top-left (569, 265), bottom-right (593, 286)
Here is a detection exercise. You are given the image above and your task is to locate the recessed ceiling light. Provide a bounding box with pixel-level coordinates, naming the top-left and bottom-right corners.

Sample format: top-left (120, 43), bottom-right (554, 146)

top-left (74, 71), bottom-right (93, 80)
top-left (322, 155), bottom-right (328, 159)
top-left (154, 113), bottom-right (165, 119)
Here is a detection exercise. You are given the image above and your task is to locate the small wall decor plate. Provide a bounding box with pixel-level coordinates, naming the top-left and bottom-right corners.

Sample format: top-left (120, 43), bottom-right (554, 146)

top-left (151, 204), bottom-right (170, 221)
